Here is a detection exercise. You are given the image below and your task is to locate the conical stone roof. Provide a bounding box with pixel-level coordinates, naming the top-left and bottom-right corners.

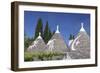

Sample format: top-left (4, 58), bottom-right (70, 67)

top-left (27, 32), bottom-right (46, 52)
top-left (70, 23), bottom-right (90, 59)
top-left (46, 25), bottom-right (69, 53)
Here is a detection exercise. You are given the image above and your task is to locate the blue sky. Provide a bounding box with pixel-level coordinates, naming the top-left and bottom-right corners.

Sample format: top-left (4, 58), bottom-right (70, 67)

top-left (24, 11), bottom-right (90, 43)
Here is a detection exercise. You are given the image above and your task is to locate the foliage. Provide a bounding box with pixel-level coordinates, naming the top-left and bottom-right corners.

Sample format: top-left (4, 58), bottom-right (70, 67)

top-left (24, 52), bottom-right (33, 61)
top-left (43, 21), bottom-right (52, 43)
top-left (52, 30), bottom-right (55, 35)
top-left (34, 18), bottom-right (43, 40)
top-left (69, 34), bottom-right (75, 40)
top-left (24, 51), bottom-right (64, 61)
top-left (24, 33), bottom-right (33, 51)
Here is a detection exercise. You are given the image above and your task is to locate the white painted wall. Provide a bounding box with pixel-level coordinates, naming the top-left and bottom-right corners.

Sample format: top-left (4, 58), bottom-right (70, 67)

top-left (0, 0), bottom-right (99, 73)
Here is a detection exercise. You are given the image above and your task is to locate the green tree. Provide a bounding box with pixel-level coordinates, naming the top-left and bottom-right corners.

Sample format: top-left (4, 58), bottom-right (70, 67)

top-left (24, 33), bottom-right (33, 51)
top-left (24, 33), bottom-right (32, 51)
top-left (69, 34), bottom-right (74, 40)
top-left (43, 21), bottom-right (52, 43)
top-left (52, 30), bottom-right (55, 35)
top-left (48, 28), bottom-right (52, 39)
top-left (34, 18), bottom-right (43, 40)
top-left (72, 35), bottom-right (75, 39)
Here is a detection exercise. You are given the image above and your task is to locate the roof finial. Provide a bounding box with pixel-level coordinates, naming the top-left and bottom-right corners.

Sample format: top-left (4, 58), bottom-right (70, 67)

top-left (81, 22), bottom-right (83, 27)
top-left (80, 22), bottom-right (85, 32)
top-left (56, 25), bottom-right (60, 33)
top-left (39, 32), bottom-right (41, 36)
top-left (37, 32), bottom-right (42, 39)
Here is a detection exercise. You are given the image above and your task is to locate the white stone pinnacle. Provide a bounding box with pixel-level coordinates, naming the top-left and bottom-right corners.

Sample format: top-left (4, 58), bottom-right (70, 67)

top-left (37, 32), bottom-right (42, 39)
top-left (56, 25), bottom-right (60, 33)
top-left (80, 22), bottom-right (85, 32)
top-left (39, 32), bottom-right (41, 36)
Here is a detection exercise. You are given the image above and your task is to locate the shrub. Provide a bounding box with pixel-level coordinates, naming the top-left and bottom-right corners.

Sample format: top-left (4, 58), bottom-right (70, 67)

top-left (24, 51), bottom-right (65, 61)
